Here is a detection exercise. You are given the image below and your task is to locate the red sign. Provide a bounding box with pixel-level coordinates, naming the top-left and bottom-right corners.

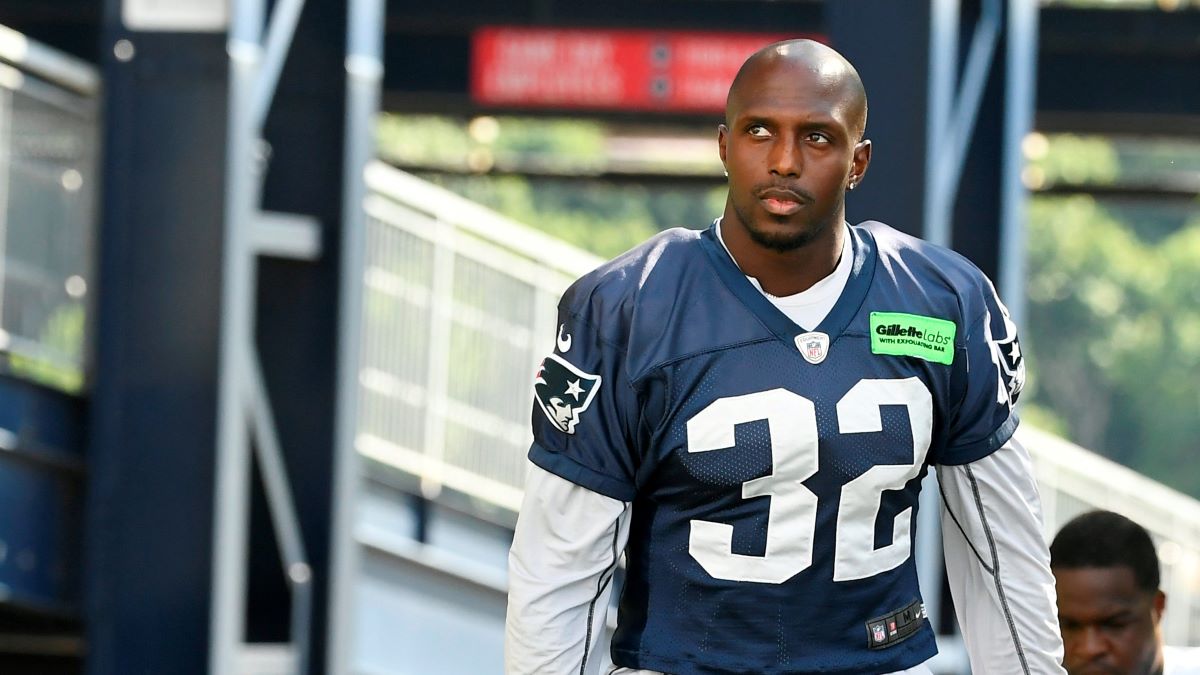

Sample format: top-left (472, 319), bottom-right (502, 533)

top-left (471, 27), bottom-right (819, 113)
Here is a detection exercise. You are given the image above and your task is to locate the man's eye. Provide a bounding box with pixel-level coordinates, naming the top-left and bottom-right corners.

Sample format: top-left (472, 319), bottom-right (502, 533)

top-left (748, 125), bottom-right (770, 137)
top-left (807, 133), bottom-right (831, 144)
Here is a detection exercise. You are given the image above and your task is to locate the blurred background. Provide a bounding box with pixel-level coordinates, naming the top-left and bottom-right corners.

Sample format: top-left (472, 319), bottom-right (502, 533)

top-left (0, 0), bottom-right (1196, 673)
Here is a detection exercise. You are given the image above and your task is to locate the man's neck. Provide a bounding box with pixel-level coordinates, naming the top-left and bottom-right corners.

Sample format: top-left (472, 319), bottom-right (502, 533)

top-left (721, 215), bottom-right (846, 297)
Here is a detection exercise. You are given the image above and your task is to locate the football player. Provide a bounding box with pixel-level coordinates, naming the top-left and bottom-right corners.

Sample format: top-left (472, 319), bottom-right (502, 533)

top-left (506, 39), bottom-right (1065, 674)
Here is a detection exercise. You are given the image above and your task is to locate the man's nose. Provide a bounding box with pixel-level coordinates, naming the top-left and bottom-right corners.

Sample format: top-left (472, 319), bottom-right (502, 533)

top-left (768, 137), bottom-right (801, 177)
top-left (1070, 626), bottom-right (1110, 661)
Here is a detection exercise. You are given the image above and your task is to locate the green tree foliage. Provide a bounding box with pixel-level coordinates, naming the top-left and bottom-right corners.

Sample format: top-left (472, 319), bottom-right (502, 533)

top-left (1024, 194), bottom-right (1200, 497)
top-left (376, 113), bottom-right (727, 257)
top-left (417, 173), bottom-right (725, 259)
top-left (1031, 134), bottom-right (1120, 186)
top-left (378, 114), bottom-right (608, 175)
top-left (377, 115), bottom-right (476, 171)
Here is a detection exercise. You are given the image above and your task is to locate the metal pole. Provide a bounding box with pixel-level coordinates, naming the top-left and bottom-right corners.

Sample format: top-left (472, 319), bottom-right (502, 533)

top-left (942, 0), bottom-right (1001, 210)
top-left (211, 0), bottom-right (265, 673)
top-left (327, 0), bottom-right (385, 672)
top-left (250, 0), bottom-right (308, 132)
top-left (923, 0), bottom-right (958, 247)
top-left (1000, 0), bottom-right (1038, 328)
top-left (924, 0), bottom-right (1001, 249)
top-left (247, 350), bottom-right (313, 675)
top-left (917, 0), bottom-right (959, 641)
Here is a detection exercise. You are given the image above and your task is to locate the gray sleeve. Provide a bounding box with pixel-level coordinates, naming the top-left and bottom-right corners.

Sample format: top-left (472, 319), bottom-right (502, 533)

top-left (506, 461), bottom-right (631, 675)
top-left (938, 435), bottom-right (1067, 675)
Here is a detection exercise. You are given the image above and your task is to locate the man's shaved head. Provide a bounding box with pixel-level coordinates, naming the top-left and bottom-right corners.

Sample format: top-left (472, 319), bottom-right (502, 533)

top-left (727, 39), bottom-right (868, 140)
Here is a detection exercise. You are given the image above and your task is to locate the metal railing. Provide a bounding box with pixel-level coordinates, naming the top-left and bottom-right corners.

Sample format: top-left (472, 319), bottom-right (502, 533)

top-left (356, 161), bottom-right (601, 514)
top-left (0, 25), bottom-right (99, 393)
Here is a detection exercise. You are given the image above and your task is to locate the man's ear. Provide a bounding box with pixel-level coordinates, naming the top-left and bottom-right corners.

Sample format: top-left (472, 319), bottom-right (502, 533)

top-left (718, 123), bottom-right (729, 165)
top-left (1153, 590), bottom-right (1166, 623)
top-left (848, 138), bottom-right (872, 189)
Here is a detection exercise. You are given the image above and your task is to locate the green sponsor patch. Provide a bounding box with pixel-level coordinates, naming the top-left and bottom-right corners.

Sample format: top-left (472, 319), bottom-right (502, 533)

top-left (870, 312), bottom-right (957, 365)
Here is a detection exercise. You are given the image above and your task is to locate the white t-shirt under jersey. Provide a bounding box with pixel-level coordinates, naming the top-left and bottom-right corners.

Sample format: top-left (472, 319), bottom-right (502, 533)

top-left (716, 218), bottom-right (854, 330)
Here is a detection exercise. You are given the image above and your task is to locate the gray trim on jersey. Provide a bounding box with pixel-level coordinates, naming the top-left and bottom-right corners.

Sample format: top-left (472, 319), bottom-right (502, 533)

top-left (938, 480), bottom-right (993, 575)
top-left (581, 503), bottom-right (628, 675)
top-left (964, 464), bottom-right (1032, 675)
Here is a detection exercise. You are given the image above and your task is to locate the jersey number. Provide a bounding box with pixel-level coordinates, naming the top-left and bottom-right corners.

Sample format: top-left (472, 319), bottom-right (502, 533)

top-left (685, 378), bottom-right (932, 584)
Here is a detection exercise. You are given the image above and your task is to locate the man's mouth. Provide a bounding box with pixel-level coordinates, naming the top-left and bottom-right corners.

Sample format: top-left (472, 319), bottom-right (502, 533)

top-left (761, 197), bottom-right (802, 215)
top-left (757, 187), bottom-right (808, 216)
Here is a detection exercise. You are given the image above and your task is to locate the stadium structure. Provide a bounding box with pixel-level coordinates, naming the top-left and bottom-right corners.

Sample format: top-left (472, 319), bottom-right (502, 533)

top-left (0, 1), bottom-right (1195, 673)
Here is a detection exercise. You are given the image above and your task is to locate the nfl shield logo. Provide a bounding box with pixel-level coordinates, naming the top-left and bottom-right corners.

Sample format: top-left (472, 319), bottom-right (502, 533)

top-left (871, 623), bottom-right (886, 644)
top-left (794, 331), bottom-right (830, 365)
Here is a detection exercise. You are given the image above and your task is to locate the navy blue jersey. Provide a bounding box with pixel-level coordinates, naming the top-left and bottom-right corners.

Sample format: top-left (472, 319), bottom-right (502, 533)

top-left (529, 221), bottom-right (1025, 675)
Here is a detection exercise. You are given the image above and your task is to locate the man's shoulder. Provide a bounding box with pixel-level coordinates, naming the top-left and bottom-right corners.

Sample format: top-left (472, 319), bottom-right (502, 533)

top-left (574, 226), bottom-right (702, 290)
top-left (561, 226), bottom-right (705, 319)
top-left (857, 220), bottom-right (989, 285)
top-left (856, 220), bottom-right (1000, 321)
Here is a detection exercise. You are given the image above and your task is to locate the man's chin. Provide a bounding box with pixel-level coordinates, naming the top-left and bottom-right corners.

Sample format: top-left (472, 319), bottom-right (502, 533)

top-left (745, 220), bottom-right (821, 253)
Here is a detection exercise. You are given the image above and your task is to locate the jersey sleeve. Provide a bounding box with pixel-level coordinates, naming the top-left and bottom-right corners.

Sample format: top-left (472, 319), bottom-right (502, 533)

top-left (527, 301), bottom-right (642, 502)
top-left (938, 278), bottom-right (1026, 465)
top-left (506, 461), bottom-right (630, 675)
top-left (938, 436), bottom-right (1066, 674)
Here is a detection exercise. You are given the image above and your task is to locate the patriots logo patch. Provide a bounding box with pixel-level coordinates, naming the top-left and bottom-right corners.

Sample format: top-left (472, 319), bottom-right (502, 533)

top-left (985, 304), bottom-right (1026, 408)
top-left (534, 354), bottom-right (602, 434)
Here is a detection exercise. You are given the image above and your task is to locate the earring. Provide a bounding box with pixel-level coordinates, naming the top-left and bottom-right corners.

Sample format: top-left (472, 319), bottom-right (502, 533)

top-left (848, 179), bottom-right (857, 190)
top-left (723, 169), bottom-right (729, 177)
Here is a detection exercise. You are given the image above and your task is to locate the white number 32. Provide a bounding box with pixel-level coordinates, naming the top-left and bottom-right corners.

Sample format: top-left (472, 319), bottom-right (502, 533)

top-left (685, 378), bottom-right (932, 584)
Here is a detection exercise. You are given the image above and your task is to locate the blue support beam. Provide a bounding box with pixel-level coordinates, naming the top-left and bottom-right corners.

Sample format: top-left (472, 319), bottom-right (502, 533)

top-left (88, 0), bottom-right (348, 672)
top-left (87, 12), bottom-right (228, 674)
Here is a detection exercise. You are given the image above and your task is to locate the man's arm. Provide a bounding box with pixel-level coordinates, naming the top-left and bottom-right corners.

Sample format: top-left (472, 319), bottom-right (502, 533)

top-left (506, 462), bottom-right (631, 675)
top-left (938, 435), bottom-right (1066, 675)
